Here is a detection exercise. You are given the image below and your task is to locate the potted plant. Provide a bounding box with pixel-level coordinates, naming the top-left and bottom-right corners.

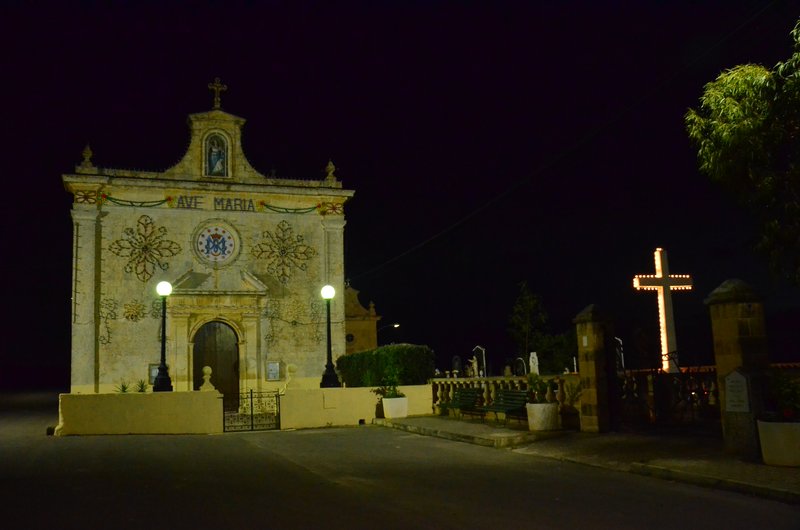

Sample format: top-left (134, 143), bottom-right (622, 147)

top-left (526, 374), bottom-right (560, 431)
top-left (373, 368), bottom-right (408, 419)
top-left (757, 372), bottom-right (800, 467)
top-left (560, 380), bottom-right (583, 430)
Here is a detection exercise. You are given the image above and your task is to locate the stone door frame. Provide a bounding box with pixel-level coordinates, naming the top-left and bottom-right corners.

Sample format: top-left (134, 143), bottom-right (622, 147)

top-left (167, 291), bottom-right (266, 392)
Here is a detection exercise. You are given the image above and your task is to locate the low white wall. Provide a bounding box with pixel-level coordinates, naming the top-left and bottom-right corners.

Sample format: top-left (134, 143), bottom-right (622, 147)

top-left (55, 391), bottom-right (223, 435)
top-left (55, 384), bottom-right (433, 434)
top-left (280, 384), bottom-right (433, 429)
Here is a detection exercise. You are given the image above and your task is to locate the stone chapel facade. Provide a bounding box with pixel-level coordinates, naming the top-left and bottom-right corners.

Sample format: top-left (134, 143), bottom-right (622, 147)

top-left (63, 87), bottom-right (354, 394)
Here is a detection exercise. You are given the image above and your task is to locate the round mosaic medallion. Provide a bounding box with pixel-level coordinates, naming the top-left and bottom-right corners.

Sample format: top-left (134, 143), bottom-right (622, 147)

top-left (193, 222), bottom-right (240, 265)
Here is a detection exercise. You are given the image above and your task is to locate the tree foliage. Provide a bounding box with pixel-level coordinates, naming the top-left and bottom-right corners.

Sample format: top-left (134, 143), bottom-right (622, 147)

top-left (507, 282), bottom-right (577, 374)
top-left (508, 281), bottom-right (548, 357)
top-left (685, 19), bottom-right (800, 283)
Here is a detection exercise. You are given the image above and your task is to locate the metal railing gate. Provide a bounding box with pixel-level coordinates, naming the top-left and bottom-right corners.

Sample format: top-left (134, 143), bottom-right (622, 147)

top-left (223, 390), bottom-right (280, 432)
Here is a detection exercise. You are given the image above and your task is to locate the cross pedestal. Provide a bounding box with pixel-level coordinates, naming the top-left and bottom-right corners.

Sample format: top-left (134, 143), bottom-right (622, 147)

top-left (633, 248), bottom-right (692, 373)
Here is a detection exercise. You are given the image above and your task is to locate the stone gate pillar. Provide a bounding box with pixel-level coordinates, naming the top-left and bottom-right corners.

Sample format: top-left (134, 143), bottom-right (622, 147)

top-left (704, 279), bottom-right (769, 458)
top-left (574, 304), bottom-right (613, 432)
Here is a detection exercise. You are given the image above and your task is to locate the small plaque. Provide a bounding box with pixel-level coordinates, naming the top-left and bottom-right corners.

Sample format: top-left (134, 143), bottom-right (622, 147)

top-left (266, 361), bottom-right (281, 381)
top-left (725, 371), bottom-right (750, 413)
top-left (148, 363), bottom-right (167, 385)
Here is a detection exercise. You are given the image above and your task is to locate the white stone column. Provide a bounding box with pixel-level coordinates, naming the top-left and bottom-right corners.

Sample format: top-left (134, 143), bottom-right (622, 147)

top-left (170, 311), bottom-right (190, 391)
top-left (322, 217), bottom-right (347, 362)
top-left (242, 315), bottom-right (259, 391)
top-left (70, 208), bottom-right (100, 393)
top-left (256, 296), bottom-right (267, 389)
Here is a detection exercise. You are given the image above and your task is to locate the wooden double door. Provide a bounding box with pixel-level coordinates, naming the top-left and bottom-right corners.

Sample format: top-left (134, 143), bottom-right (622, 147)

top-left (193, 321), bottom-right (239, 409)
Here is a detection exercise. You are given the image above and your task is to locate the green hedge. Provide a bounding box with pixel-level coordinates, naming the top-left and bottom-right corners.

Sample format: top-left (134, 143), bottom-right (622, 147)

top-left (336, 343), bottom-right (435, 387)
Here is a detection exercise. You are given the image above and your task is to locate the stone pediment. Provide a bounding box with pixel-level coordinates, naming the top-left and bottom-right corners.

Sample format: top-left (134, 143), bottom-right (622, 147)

top-left (161, 109), bottom-right (270, 185)
top-left (172, 268), bottom-right (268, 295)
top-left (70, 81), bottom-right (345, 191)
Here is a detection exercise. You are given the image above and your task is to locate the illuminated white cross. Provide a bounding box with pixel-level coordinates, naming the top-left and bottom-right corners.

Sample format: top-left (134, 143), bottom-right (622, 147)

top-left (633, 248), bottom-right (692, 373)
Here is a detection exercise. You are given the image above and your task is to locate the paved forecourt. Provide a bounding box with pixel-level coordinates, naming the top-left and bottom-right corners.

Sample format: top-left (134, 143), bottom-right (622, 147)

top-left (1, 394), bottom-right (798, 530)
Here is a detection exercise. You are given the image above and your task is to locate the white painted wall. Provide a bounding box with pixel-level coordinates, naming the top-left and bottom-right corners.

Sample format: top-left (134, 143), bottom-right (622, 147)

top-left (55, 385), bottom-right (433, 435)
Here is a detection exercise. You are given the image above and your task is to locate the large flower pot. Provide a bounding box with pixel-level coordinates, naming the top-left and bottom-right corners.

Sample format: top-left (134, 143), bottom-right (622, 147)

top-left (381, 397), bottom-right (408, 419)
top-left (757, 420), bottom-right (800, 467)
top-left (526, 402), bottom-right (560, 431)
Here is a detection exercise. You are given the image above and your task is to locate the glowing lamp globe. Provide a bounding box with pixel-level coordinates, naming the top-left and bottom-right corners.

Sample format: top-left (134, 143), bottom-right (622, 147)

top-left (321, 285), bottom-right (335, 300)
top-left (156, 281), bottom-right (173, 297)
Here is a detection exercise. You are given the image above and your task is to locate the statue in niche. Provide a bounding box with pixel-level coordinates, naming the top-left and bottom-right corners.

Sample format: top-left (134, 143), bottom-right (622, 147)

top-left (206, 134), bottom-right (227, 176)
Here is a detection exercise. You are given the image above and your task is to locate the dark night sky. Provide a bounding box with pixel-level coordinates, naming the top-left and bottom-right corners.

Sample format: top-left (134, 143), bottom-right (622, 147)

top-left (2, 1), bottom-right (799, 390)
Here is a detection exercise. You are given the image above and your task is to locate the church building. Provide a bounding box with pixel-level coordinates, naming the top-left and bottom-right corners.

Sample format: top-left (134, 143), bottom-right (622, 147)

top-left (344, 285), bottom-right (382, 354)
top-left (63, 80), bottom-right (354, 395)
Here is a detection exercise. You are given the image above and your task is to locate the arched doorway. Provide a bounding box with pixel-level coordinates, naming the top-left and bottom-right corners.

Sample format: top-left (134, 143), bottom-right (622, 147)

top-left (193, 321), bottom-right (239, 410)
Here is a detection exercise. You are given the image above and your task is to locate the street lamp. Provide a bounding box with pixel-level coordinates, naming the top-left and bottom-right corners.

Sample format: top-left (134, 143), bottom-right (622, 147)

top-left (377, 322), bottom-right (400, 346)
top-left (320, 284), bottom-right (341, 388)
top-left (153, 281), bottom-right (173, 392)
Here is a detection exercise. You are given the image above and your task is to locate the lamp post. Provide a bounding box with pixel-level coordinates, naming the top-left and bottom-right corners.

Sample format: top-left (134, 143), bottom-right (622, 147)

top-left (320, 284), bottom-right (341, 388)
top-left (153, 281), bottom-right (173, 392)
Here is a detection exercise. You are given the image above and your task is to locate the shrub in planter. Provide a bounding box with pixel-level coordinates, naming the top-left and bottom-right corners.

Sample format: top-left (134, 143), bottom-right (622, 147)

top-left (758, 372), bottom-right (800, 466)
top-left (526, 374), bottom-right (559, 431)
top-left (372, 366), bottom-right (407, 419)
top-left (561, 380), bottom-right (583, 430)
top-left (765, 372), bottom-right (800, 422)
top-left (527, 374), bottom-right (549, 404)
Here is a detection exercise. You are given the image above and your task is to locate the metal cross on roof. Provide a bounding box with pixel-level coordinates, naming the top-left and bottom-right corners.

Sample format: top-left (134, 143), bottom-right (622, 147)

top-left (208, 77), bottom-right (228, 110)
top-left (633, 248), bottom-right (692, 373)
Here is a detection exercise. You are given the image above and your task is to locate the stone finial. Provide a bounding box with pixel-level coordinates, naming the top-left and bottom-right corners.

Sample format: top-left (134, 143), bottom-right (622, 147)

top-left (704, 279), bottom-right (761, 305)
top-left (80, 144), bottom-right (94, 168)
top-left (369, 301), bottom-right (376, 316)
top-left (208, 77), bottom-right (228, 110)
top-left (199, 365), bottom-right (216, 391)
top-left (325, 159), bottom-right (337, 181)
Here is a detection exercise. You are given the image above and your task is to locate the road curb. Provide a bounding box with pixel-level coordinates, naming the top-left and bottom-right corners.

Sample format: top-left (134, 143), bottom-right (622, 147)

top-left (629, 463), bottom-right (800, 505)
top-left (376, 418), bottom-right (532, 448)
top-left (377, 419), bottom-right (800, 505)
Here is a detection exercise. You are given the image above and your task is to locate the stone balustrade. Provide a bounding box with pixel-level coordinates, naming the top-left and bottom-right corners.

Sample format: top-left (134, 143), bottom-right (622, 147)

top-left (431, 374), bottom-right (581, 414)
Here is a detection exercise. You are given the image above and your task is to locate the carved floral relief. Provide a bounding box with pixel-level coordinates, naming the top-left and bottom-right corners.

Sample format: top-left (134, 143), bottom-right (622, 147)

top-left (108, 215), bottom-right (182, 282)
top-left (253, 220), bottom-right (316, 285)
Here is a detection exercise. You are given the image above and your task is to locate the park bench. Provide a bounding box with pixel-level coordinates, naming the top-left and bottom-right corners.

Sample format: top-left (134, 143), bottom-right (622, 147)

top-left (479, 389), bottom-right (529, 425)
top-left (439, 387), bottom-right (484, 419)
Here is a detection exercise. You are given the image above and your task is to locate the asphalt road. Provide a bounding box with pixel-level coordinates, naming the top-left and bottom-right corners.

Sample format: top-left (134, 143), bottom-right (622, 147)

top-left (2, 394), bottom-right (798, 530)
